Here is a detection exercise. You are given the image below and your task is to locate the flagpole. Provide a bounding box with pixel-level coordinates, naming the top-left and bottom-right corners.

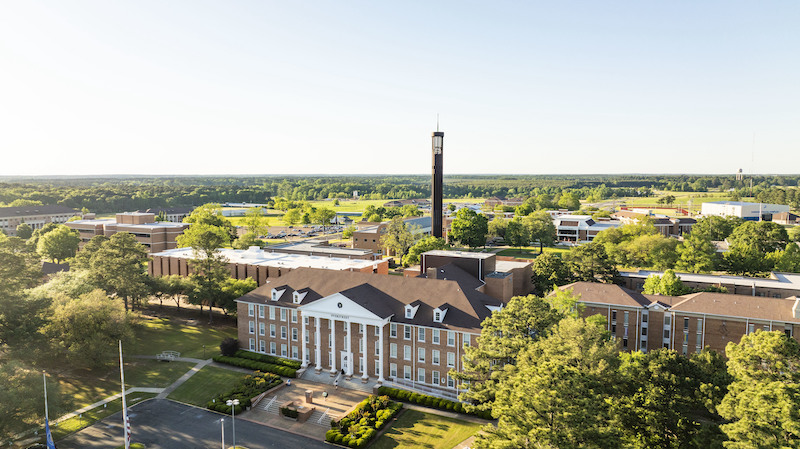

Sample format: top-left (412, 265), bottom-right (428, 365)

top-left (43, 371), bottom-right (49, 424)
top-left (119, 340), bottom-right (130, 449)
top-left (43, 371), bottom-right (56, 449)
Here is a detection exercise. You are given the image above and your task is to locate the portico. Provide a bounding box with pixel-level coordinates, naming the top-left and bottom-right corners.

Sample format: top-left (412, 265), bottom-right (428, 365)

top-left (299, 292), bottom-right (390, 383)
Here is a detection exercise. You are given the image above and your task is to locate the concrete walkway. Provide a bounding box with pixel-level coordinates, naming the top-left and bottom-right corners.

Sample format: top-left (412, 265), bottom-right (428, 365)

top-left (156, 358), bottom-right (213, 399)
top-left (52, 387), bottom-right (165, 425)
top-left (131, 354), bottom-right (206, 364)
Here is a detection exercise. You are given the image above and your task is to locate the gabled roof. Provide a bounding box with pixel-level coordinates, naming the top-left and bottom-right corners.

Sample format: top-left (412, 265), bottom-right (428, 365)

top-left (560, 282), bottom-right (651, 308)
top-left (670, 292), bottom-right (800, 323)
top-left (338, 284), bottom-right (400, 319)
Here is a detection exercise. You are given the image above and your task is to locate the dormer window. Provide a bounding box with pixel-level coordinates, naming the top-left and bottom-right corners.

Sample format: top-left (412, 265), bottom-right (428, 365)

top-left (271, 288), bottom-right (285, 302)
top-left (292, 290), bottom-right (307, 304)
top-left (405, 304), bottom-right (419, 319)
top-left (433, 306), bottom-right (448, 323)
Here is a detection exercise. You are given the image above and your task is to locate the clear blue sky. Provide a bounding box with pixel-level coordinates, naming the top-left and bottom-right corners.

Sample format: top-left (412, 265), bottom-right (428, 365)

top-left (1, 1), bottom-right (798, 176)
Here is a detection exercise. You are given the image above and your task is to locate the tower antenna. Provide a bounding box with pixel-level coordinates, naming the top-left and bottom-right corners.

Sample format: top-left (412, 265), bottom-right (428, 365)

top-left (436, 114), bottom-right (439, 132)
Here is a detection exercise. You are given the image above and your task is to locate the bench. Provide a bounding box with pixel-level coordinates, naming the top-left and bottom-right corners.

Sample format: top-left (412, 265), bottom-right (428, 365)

top-left (156, 351), bottom-right (181, 362)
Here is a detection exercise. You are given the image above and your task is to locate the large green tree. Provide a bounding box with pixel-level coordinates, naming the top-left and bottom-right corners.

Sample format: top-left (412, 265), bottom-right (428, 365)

top-left (242, 207), bottom-right (269, 236)
top-left (718, 330), bottom-right (800, 448)
top-left (642, 269), bottom-right (689, 296)
top-left (183, 203), bottom-right (237, 241)
top-left (15, 222), bottom-right (33, 240)
top-left (525, 211), bottom-right (557, 253)
top-left (36, 224), bottom-right (80, 263)
top-left (88, 232), bottom-right (150, 311)
top-left (0, 361), bottom-right (61, 440)
top-left (775, 243), bottom-right (800, 273)
top-left (475, 316), bottom-right (619, 449)
top-left (566, 242), bottom-right (618, 283)
top-left (380, 216), bottom-right (417, 257)
top-left (530, 252), bottom-right (571, 295)
top-left (402, 236), bottom-right (448, 266)
top-left (487, 217), bottom-right (508, 240)
top-left (0, 236), bottom-right (48, 352)
top-left (723, 221), bottom-right (789, 275)
top-left (692, 216), bottom-right (743, 241)
top-left (504, 216), bottom-right (529, 248)
top-left (311, 207), bottom-right (336, 229)
top-left (676, 230), bottom-right (717, 273)
top-left (449, 208), bottom-right (489, 248)
top-left (177, 221), bottom-right (232, 323)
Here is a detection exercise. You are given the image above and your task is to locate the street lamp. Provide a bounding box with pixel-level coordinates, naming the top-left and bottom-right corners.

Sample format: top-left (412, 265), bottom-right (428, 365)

top-left (220, 418), bottom-right (224, 449)
top-left (226, 399), bottom-right (239, 449)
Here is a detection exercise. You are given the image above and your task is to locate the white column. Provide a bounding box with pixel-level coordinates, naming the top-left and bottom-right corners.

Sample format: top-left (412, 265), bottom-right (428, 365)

top-left (330, 318), bottom-right (337, 373)
top-left (361, 323), bottom-right (368, 379)
top-left (301, 313), bottom-right (308, 368)
top-left (314, 316), bottom-right (322, 371)
top-left (378, 324), bottom-right (385, 382)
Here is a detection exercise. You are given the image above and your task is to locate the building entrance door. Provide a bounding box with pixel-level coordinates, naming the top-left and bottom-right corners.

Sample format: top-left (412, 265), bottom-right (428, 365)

top-left (341, 351), bottom-right (353, 376)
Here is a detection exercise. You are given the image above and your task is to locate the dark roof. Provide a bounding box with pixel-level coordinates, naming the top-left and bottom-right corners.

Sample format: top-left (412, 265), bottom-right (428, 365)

top-left (236, 267), bottom-right (502, 331)
top-left (0, 205), bottom-right (78, 217)
top-left (41, 261), bottom-right (69, 275)
top-left (417, 263), bottom-right (484, 291)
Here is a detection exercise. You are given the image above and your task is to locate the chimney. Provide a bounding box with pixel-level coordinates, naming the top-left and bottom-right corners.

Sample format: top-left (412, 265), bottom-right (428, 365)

top-left (427, 267), bottom-right (438, 279)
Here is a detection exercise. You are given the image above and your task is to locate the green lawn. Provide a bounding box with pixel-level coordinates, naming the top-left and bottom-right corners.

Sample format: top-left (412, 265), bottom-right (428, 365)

top-left (372, 409), bottom-right (482, 449)
top-left (124, 359), bottom-right (195, 388)
top-left (129, 315), bottom-right (237, 359)
top-left (50, 393), bottom-right (157, 443)
top-left (167, 365), bottom-right (249, 406)
top-left (497, 246), bottom-right (572, 259)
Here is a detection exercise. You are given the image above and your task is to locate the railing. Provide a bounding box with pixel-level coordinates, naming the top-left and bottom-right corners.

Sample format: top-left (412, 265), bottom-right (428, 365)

top-left (317, 408), bottom-right (330, 424)
top-left (262, 395), bottom-right (278, 412)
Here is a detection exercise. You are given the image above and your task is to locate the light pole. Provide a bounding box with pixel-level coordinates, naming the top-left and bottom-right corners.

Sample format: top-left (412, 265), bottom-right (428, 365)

top-left (220, 418), bottom-right (224, 449)
top-left (226, 399), bottom-right (239, 449)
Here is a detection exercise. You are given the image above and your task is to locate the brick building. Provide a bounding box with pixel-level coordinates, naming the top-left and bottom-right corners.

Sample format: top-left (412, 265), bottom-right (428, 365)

top-left (352, 216), bottom-right (432, 255)
top-left (149, 246), bottom-right (390, 285)
top-left (619, 270), bottom-right (800, 299)
top-left (234, 267), bottom-right (503, 399)
top-left (0, 205), bottom-right (80, 236)
top-left (67, 212), bottom-right (189, 253)
top-left (566, 282), bottom-right (800, 356)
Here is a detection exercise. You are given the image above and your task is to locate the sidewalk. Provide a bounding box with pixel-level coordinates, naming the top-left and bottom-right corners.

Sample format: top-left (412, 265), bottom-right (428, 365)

top-left (156, 358), bottom-right (213, 399)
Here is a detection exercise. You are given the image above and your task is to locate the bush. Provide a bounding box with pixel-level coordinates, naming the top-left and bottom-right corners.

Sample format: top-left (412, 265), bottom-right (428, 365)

top-left (330, 395), bottom-right (400, 447)
top-left (206, 371), bottom-right (281, 414)
top-left (326, 429), bottom-right (338, 442)
top-left (234, 349), bottom-right (302, 369)
top-left (212, 355), bottom-right (297, 378)
top-left (376, 386), bottom-right (491, 418)
top-left (220, 337), bottom-right (239, 356)
top-left (280, 406), bottom-right (300, 418)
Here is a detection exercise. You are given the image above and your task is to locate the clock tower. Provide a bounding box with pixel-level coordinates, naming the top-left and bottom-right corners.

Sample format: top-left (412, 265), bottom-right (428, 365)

top-left (431, 130), bottom-right (444, 238)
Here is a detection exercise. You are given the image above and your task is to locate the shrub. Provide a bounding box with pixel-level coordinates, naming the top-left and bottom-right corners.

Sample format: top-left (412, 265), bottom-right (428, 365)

top-left (233, 349), bottom-right (302, 369)
top-left (326, 429), bottom-right (338, 442)
top-left (280, 406), bottom-right (300, 418)
top-left (376, 386), bottom-right (491, 418)
top-left (335, 433), bottom-right (344, 444)
top-left (212, 355), bottom-right (297, 378)
top-left (220, 337), bottom-right (239, 356)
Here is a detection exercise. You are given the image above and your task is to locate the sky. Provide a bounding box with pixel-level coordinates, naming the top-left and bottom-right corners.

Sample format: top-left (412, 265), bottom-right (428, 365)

top-left (0, 1), bottom-right (798, 176)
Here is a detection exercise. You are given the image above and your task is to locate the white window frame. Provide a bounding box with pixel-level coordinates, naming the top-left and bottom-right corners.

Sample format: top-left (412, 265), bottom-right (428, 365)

top-left (281, 326), bottom-right (287, 339)
top-left (432, 350), bottom-right (440, 365)
top-left (390, 323), bottom-right (397, 338)
top-left (390, 343), bottom-right (397, 358)
top-left (249, 338), bottom-right (255, 350)
top-left (447, 331), bottom-right (456, 346)
top-left (269, 341), bottom-right (276, 354)
top-left (418, 347), bottom-right (425, 363)
top-left (432, 329), bottom-right (440, 345)
top-left (248, 304), bottom-right (254, 317)
top-left (258, 305), bottom-right (265, 318)
top-left (270, 324), bottom-right (276, 338)
top-left (269, 306), bottom-right (276, 320)
top-left (292, 328), bottom-right (298, 341)
top-left (418, 328), bottom-right (426, 343)
top-left (404, 325), bottom-right (412, 340)
top-left (291, 310), bottom-right (298, 323)
top-left (403, 345), bottom-right (411, 361)
top-left (390, 363), bottom-right (397, 378)
top-left (417, 368), bottom-right (425, 383)
top-left (403, 365), bottom-right (411, 380)
top-left (259, 322), bottom-right (265, 336)
top-left (248, 320), bottom-right (255, 334)
top-left (447, 352), bottom-right (455, 368)
top-left (280, 308), bottom-right (288, 322)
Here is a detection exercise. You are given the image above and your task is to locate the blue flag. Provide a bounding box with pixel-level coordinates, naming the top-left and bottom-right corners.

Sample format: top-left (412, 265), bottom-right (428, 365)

top-left (45, 417), bottom-right (56, 449)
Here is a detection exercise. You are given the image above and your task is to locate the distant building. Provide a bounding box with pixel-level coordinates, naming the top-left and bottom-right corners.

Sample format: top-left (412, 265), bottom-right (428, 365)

top-left (382, 199), bottom-right (430, 208)
top-left (553, 214), bottom-right (620, 243)
top-left (483, 197), bottom-right (525, 209)
top-left (269, 239), bottom-right (380, 260)
top-left (136, 207), bottom-right (193, 223)
top-left (352, 216), bottom-right (432, 255)
top-left (567, 281), bottom-right (800, 356)
top-left (773, 212), bottom-right (800, 226)
top-left (0, 205), bottom-right (80, 236)
top-left (149, 246), bottom-right (389, 284)
top-left (611, 210), bottom-right (695, 237)
top-left (701, 201), bottom-right (790, 221)
top-left (66, 212), bottom-right (189, 253)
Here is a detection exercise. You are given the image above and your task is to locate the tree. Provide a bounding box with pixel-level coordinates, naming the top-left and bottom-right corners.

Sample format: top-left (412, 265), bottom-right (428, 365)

top-left (176, 222), bottom-right (232, 323)
top-left (531, 252), bottom-right (571, 295)
top-left (723, 221), bottom-right (789, 275)
top-left (642, 269), bottom-right (689, 296)
top-left (283, 208), bottom-right (302, 226)
top-left (183, 203), bottom-right (237, 241)
top-left (380, 216), bottom-right (417, 257)
top-left (0, 237), bottom-right (47, 353)
top-left (505, 217), bottom-right (529, 248)
top-left (789, 226), bottom-right (800, 243)
top-left (232, 231), bottom-right (264, 250)
top-left (242, 207), bottom-right (269, 236)
top-left (718, 330), bottom-right (800, 448)
top-left (402, 236), bottom-right (448, 267)
top-left (219, 277), bottom-right (257, 314)
top-left (776, 243), bottom-right (800, 273)
top-left (487, 217), bottom-right (508, 239)
top-left (0, 361), bottom-right (61, 440)
top-left (449, 208), bottom-right (489, 248)
top-left (44, 290), bottom-right (135, 368)
top-left (342, 225), bottom-right (356, 240)
top-left (220, 337), bottom-right (239, 356)
top-left (525, 211), bottom-right (557, 253)
top-left (566, 242), bottom-right (618, 283)
top-left (455, 294), bottom-right (565, 413)
top-left (401, 204), bottom-right (423, 217)
top-left (70, 234), bottom-right (109, 270)
top-left (692, 216), bottom-right (743, 241)
top-left (88, 232), bottom-right (150, 311)
top-left (676, 230), bottom-right (717, 273)
top-left (311, 207), bottom-right (336, 229)
top-left (36, 224), bottom-right (80, 263)
top-left (557, 191), bottom-right (581, 210)
top-left (475, 317), bottom-right (620, 449)
top-left (15, 222), bottom-right (32, 239)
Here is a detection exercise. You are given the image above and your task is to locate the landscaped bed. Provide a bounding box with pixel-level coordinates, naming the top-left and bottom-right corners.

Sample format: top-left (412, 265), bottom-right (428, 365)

top-left (212, 350), bottom-right (299, 377)
top-left (326, 395), bottom-right (402, 448)
top-left (206, 371), bottom-right (283, 414)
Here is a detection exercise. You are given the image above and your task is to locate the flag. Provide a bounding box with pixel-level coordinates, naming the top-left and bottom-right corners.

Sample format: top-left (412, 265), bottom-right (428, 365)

top-left (45, 417), bottom-right (56, 449)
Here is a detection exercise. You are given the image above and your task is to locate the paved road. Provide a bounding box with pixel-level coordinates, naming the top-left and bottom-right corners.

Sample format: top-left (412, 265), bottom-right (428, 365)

top-left (57, 399), bottom-right (331, 449)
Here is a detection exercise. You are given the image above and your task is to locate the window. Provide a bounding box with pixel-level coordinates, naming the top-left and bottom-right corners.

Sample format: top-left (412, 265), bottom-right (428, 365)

top-left (622, 338), bottom-right (628, 349)
top-left (664, 315), bottom-right (671, 326)
top-left (418, 328), bottom-right (426, 343)
top-left (270, 342), bottom-right (276, 354)
top-left (304, 316), bottom-right (309, 325)
top-left (697, 318), bottom-right (703, 333)
top-left (763, 324), bottom-right (770, 332)
top-left (611, 324), bottom-right (616, 334)
top-left (292, 328), bottom-right (298, 341)
top-left (269, 306), bottom-right (276, 320)
top-left (684, 317), bottom-right (690, 331)
top-left (291, 310), bottom-right (298, 323)
top-left (328, 335), bottom-right (332, 348)
top-left (390, 343), bottom-right (397, 358)
top-left (447, 352), bottom-right (455, 368)
top-left (417, 368), bottom-right (425, 383)
top-left (404, 345), bottom-right (411, 361)
top-left (623, 311), bottom-right (629, 325)
top-left (434, 311), bottom-right (441, 322)
top-left (418, 347), bottom-right (425, 363)
top-left (259, 322), bottom-right (265, 336)
top-left (270, 324), bottom-right (276, 337)
top-left (641, 327), bottom-right (647, 336)
top-left (292, 345), bottom-right (298, 359)
top-left (663, 330), bottom-right (670, 339)
top-left (249, 338), bottom-right (255, 350)
top-left (642, 313), bottom-right (648, 323)
top-left (432, 350), bottom-right (440, 365)
top-left (281, 344), bottom-right (287, 357)
top-left (447, 331), bottom-right (455, 346)
top-left (611, 310), bottom-right (617, 322)
top-left (404, 325), bottom-right (412, 340)
top-left (432, 329), bottom-right (440, 345)
top-left (374, 326), bottom-right (380, 336)
top-left (281, 326), bottom-right (287, 339)
top-left (748, 323), bottom-right (755, 334)
top-left (375, 340), bottom-right (380, 356)
top-left (280, 308), bottom-right (288, 322)
top-left (359, 324), bottom-right (364, 334)
top-left (305, 350), bottom-right (310, 363)
top-left (390, 363), bottom-right (397, 378)
top-left (359, 339), bottom-right (363, 353)
top-left (375, 361), bottom-right (381, 377)
top-left (432, 370), bottom-right (440, 385)
top-left (259, 340), bottom-right (265, 352)
top-left (682, 344), bottom-right (688, 355)
top-left (258, 305), bottom-right (265, 318)
top-left (305, 329), bottom-right (309, 343)
top-left (447, 375), bottom-right (455, 388)
top-left (463, 333), bottom-right (470, 347)
top-left (248, 304), bottom-right (254, 317)
top-left (248, 321), bottom-right (254, 334)
top-left (390, 323), bottom-right (397, 338)
top-left (786, 326), bottom-right (794, 338)
top-left (403, 366), bottom-right (411, 380)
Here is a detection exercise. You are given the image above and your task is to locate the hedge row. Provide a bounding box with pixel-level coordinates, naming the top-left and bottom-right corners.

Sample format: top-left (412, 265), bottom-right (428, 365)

top-left (234, 349), bottom-right (302, 369)
top-left (376, 386), bottom-right (493, 420)
top-left (326, 395), bottom-right (402, 448)
top-left (213, 355), bottom-right (297, 378)
top-left (206, 371), bottom-right (282, 414)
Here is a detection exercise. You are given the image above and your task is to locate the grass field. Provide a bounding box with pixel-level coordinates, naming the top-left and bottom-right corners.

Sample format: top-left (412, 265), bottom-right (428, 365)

top-left (167, 366), bottom-right (249, 406)
top-left (371, 409), bottom-right (482, 449)
top-left (129, 315), bottom-right (238, 359)
top-left (607, 190), bottom-right (735, 215)
top-left (497, 246), bottom-right (572, 259)
top-left (51, 393), bottom-right (157, 442)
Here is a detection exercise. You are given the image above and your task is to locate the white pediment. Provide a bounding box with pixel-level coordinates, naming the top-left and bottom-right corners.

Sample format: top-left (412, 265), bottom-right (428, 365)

top-left (298, 292), bottom-right (387, 325)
